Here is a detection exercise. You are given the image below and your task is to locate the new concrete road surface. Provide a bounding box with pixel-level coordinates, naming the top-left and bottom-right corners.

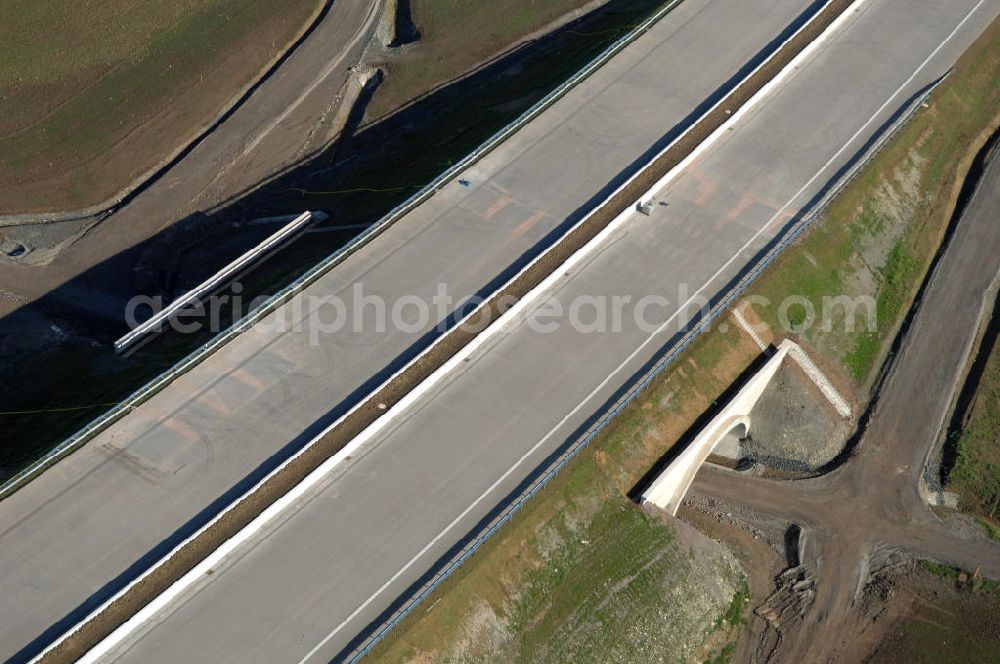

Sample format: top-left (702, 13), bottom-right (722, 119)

top-left (0, 1), bottom-right (822, 660)
top-left (92, 0), bottom-right (1000, 661)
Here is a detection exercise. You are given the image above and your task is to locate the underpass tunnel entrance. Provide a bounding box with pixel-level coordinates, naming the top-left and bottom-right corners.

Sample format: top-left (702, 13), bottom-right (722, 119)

top-left (711, 418), bottom-right (749, 462)
top-left (728, 421), bottom-right (748, 440)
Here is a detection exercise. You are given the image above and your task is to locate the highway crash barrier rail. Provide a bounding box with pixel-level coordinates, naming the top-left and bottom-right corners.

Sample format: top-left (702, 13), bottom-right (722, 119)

top-left (0, 0), bottom-right (687, 504)
top-left (113, 211), bottom-right (318, 354)
top-left (31, 0), bottom-right (885, 661)
top-left (343, 32), bottom-right (947, 664)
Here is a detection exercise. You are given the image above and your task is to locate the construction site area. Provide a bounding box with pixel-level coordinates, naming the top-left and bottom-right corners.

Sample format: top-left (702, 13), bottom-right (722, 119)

top-left (3, 1), bottom-right (1000, 662)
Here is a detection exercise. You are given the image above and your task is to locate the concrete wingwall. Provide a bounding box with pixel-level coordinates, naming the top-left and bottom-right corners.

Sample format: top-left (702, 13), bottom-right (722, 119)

top-left (641, 345), bottom-right (790, 515)
top-left (640, 338), bottom-right (853, 515)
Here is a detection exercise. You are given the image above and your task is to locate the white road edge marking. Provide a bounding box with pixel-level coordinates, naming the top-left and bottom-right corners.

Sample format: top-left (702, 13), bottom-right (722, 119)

top-left (69, 0), bottom-right (986, 660)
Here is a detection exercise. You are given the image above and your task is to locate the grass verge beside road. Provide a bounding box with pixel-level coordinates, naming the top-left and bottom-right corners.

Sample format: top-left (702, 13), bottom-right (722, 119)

top-left (750, 18), bottom-right (1000, 389)
top-left (920, 23), bottom-right (1000, 544)
top-left (370, 325), bottom-right (758, 662)
top-left (949, 324), bottom-right (1000, 531)
top-left (369, 17), bottom-right (1000, 661)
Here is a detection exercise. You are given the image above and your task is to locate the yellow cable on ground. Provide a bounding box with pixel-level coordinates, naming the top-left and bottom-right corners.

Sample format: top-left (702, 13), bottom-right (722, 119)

top-left (286, 184), bottom-right (421, 196)
top-left (0, 402), bottom-right (121, 416)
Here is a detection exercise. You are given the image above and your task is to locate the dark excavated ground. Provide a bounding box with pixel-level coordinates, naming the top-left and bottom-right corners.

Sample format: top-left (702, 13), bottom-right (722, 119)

top-left (863, 562), bottom-right (1000, 664)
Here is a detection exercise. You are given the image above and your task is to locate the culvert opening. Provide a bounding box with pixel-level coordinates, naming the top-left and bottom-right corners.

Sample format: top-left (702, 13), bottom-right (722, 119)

top-left (0, 235), bottom-right (27, 258)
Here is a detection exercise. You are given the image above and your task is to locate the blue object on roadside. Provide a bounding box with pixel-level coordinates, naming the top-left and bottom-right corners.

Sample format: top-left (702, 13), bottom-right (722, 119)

top-left (458, 179), bottom-right (471, 187)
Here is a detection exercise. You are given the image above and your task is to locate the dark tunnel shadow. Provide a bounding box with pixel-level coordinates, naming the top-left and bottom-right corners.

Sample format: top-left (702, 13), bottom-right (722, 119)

top-left (626, 348), bottom-right (774, 502)
top-left (1, 2), bottom-right (945, 661)
top-left (390, 0), bottom-right (421, 47)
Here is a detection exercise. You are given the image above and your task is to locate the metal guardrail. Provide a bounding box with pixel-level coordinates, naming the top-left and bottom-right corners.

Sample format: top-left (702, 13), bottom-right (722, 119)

top-left (0, 0), bottom-right (685, 501)
top-left (23, 4), bottom-right (856, 657)
top-left (114, 212), bottom-right (315, 353)
top-left (344, 71), bottom-right (946, 664)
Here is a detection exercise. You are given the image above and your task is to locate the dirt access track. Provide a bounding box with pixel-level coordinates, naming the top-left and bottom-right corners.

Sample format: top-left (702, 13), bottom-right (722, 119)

top-left (687, 125), bottom-right (1000, 661)
top-left (0, 0), bottom-right (380, 302)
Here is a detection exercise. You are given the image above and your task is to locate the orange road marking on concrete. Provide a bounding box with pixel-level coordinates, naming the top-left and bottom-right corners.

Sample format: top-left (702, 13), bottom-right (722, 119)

top-left (719, 188), bottom-right (785, 232)
top-left (721, 191), bottom-right (760, 228)
top-left (232, 368), bottom-right (266, 391)
top-left (691, 168), bottom-right (720, 205)
top-left (482, 196), bottom-right (514, 220)
top-left (512, 211), bottom-right (547, 238)
top-left (198, 390), bottom-right (231, 416)
top-left (162, 416), bottom-right (201, 443)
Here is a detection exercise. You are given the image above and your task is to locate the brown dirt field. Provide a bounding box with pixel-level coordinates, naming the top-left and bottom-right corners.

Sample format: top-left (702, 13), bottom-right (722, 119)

top-left (689, 509), bottom-right (1000, 664)
top-left (0, 0), bottom-right (324, 214)
top-left (851, 563), bottom-right (1000, 664)
top-left (678, 504), bottom-right (790, 664)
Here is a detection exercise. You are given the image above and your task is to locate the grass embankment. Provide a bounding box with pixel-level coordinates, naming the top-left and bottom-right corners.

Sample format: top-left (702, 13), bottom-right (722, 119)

top-left (750, 17), bottom-right (1000, 389)
top-left (372, 328), bottom-right (756, 662)
top-left (929, 21), bottom-right (1000, 539)
top-left (0, 0), bottom-right (322, 213)
top-left (366, 0), bottom-right (606, 121)
top-left (950, 331), bottom-right (1000, 535)
top-left (920, 559), bottom-right (1000, 599)
top-left (371, 17), bottom-right (1000, 663)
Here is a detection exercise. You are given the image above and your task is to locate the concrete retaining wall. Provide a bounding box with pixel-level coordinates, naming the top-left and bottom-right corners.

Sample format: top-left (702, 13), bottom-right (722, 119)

top-left (786, 342), bottom-right (851, 418)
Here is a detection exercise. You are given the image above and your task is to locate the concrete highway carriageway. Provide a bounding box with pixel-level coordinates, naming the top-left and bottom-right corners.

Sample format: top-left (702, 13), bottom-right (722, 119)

top-left (2, 0), bottom-right (998, 661)
top-left (0, 1), bottom-right (830, 659)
